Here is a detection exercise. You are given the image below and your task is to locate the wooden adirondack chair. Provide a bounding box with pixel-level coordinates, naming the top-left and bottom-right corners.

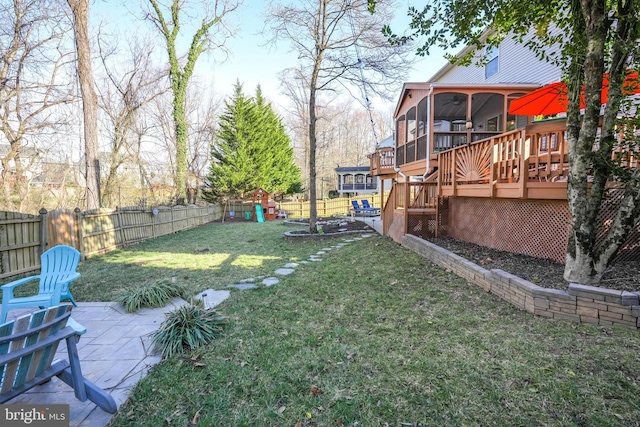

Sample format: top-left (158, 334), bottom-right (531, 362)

top-left (0, 305), bottom-right (117, 413)
top-left (1, 245), bottom-right (81, 323)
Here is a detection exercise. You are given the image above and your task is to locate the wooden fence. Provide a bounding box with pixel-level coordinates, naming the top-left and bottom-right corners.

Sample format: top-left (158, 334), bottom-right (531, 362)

top-left (0, 204), bottom-right (223, 280)
top-left (0, 197), bottom-right (387, 280)
top-left (0, 210), bottom-right (45, 280)
top-left (76, 204), bottom-right (222, 258)
top-left (223, 197), bottom-right (381, 219)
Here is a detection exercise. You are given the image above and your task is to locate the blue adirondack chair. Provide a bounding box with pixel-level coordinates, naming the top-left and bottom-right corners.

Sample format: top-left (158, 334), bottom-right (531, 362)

top-left (0, 305), bottom-right (116, 413)
top-left (1, 245), bottom-right (81, 323)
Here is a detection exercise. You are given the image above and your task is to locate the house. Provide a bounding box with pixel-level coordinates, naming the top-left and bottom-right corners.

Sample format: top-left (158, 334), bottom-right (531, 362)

top-left (0, 144), bottom-right (41, 185)
top-left (31, 160), bottom-right (80, 188)
top-left (334, 166), bottom-right (378, 197)
top-left (370, 30), bottom-right (639, 264)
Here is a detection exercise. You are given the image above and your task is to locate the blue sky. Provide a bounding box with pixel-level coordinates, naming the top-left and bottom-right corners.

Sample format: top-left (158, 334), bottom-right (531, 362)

top-left (93, 0), bottom-right (449, 111)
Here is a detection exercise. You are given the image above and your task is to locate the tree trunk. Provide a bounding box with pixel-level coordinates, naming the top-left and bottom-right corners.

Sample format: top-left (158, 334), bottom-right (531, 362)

top-left (68, 0), bottom-right (100, 209)
top-left (308, 84), bottom-right (317, 234)
top-left (563, 1), bottom-right (640, 285)
top-left (173, 87), bottom-right (188, 202)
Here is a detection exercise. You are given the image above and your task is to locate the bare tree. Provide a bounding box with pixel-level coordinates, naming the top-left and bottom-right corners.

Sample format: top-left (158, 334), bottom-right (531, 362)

top-left (148, 91), bottom-right (177, 201)
top-left (268, 0), bottom-right (411, 232)
top-left (0, 0), bottom-right (75, 211)
top-left (96, 34), bottom-right (168, 207)
top-left (67, 0), bottom-right (100, 209)
top-left (280, 68), bottom-right (310, 197)
top-left (185, 81), bottom-right (221, 203)
top-left (145, 0), bottom-right (238, 203)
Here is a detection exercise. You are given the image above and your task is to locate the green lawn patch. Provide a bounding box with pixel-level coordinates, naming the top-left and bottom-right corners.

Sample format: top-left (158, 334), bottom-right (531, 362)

top-left (68, 221), bottom-right (640, 426)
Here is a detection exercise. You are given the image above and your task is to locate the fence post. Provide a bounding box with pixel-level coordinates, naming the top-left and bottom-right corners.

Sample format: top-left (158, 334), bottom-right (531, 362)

top-left (38, 208), bottom-right (48, 254)
top-left (151, 207), bottom-right (156, 238)
top-left (75, 207), bottom-right (85, 258)
top-left (115, 208), bottom-right (125, 248)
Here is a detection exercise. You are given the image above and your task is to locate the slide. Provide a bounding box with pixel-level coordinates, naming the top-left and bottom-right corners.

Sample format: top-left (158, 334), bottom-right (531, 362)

top-left (255, 203), bottom-right (265, 223)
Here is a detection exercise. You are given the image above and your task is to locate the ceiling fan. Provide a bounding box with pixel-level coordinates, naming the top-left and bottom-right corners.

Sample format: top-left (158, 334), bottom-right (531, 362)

top-left (442, 94), bottom-right (467, 106)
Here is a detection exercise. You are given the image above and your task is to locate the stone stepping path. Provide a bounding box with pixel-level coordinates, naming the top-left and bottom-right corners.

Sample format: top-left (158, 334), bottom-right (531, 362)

top-left (262, 277), bottom-right (279, 286)
top-left (228, 283), bottom-right (258, 290)
top-left (224, 233), bottom-right (371, 291)
top-left (194, 289), bottom-right (231, 309)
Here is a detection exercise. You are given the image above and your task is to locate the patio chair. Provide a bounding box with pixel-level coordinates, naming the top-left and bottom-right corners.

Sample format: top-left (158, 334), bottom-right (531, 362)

top-left (0, 305), bottom-right (117, 413)
top-left (361, 200), bottom-right (380, 214)
top-left (1, 245), bottom-right (81, 323)
top-left (351, 200), bottom-right (364, 215)
top-left (351, 200), bottom-right (377, 216)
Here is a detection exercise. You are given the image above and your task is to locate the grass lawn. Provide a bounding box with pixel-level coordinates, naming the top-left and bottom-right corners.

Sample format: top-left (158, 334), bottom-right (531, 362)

top-left (72, 221), bottom-right (640, 426)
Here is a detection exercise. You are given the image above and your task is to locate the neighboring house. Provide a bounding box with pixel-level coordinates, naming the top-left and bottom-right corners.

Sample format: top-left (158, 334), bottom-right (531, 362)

top-left (31, 160), bottom-right (80, 188)
top-left (370, 30), bottom-right (639, 264)
top-left (0, 144), bottom-right (41, 184)
top-left (335, 166), bottom-right (378, 197)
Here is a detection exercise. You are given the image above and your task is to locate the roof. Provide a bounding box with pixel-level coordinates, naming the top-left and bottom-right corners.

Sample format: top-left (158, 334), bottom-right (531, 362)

top-left (376, 135), bottom-right (394, 149)
top-left (427, 27), bottom-right (494, 82)
top-left (335, 166), bottom-right (371, 173)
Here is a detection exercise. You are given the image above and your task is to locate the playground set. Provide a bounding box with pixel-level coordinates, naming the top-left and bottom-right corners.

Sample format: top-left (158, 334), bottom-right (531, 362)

top-left (222, 188), bottom-right (285, 223)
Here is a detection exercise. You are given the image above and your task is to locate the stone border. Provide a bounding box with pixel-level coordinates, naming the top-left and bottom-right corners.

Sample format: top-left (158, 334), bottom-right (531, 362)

top-left (284, 228), bottom-right (373, 242)
top-left (282, 218), bottom-right (373, 241)
top-left (403, 234), bottom-right (640, 331)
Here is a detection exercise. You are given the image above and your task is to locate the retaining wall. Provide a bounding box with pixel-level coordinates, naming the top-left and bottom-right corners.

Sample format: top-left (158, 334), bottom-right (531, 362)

top-left (403, 234), bottom-right (640, 331)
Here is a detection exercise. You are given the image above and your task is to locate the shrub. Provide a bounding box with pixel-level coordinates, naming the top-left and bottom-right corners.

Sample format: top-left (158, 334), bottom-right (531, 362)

top-left (117, 279), bottom-right (185, 313)
top-left (151, 304), bottom-right (227, 358)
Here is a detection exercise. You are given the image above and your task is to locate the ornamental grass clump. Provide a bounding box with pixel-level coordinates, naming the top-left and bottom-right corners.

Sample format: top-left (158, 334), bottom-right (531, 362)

top-left (117, 279), bottom-right (185, 313)
top-left (152, 304), bottom-right (227, 358)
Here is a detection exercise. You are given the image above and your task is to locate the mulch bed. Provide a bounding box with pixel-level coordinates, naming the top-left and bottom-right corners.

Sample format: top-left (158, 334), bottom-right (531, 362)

top-left (430, 236), bottom-right (640, 293)
top-left (285, 217), bottom-right (373, 234)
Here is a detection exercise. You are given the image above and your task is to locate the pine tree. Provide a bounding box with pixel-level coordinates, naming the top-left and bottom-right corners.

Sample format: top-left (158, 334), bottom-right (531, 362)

top-left (202, 83), bottom-right (302, 202)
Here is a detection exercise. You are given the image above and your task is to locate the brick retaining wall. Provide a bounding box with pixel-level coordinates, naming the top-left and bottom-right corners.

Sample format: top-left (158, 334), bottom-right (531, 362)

top-left (403, 234), bottom-right (640, 331)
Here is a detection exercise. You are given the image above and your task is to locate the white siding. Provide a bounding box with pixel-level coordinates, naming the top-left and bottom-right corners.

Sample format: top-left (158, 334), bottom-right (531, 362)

top-left (433, 28), bottom-right (563, 85)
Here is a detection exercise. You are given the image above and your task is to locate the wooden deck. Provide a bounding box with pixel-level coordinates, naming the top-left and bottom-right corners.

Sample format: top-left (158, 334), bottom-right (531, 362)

top-left (372, 118), bottom-right (639, 244)
top-left (437, 122), bottom-right (571, 200)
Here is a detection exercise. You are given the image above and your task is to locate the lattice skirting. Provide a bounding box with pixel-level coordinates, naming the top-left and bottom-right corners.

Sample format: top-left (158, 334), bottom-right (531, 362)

top-left (447, 196), bottom-right (639, 264)
top-left (407, 198), bottom-right (449, 240)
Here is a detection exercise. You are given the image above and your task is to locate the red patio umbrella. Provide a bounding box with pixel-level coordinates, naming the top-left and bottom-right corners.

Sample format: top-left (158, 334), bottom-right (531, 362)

top-left (508, 71), bottom-right (640, 116)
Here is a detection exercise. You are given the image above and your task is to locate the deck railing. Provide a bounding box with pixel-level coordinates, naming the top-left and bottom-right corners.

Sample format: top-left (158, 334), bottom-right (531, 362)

top-left (433, 131), bottom-right (503, 152)
top-left (382, 185), bottom-right (396, 236)
top-left (436, 123), bottom-right (572, 200)
top-left (339, 183), bottom-right (378, 191)
top-left (408, 182), bottom-right (438, 210)
top-left (369, 148), bottom-right (396, 176)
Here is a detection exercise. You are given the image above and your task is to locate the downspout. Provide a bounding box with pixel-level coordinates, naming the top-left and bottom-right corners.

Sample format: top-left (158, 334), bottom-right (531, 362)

top-left (422, 84), bottom-right (434, 180)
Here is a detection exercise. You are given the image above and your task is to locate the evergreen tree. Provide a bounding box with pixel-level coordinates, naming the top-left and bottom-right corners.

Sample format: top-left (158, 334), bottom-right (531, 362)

top-left (253, 87), bottom-right (303, 198)
top-left (202, 83), bottom-right (302, 202)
